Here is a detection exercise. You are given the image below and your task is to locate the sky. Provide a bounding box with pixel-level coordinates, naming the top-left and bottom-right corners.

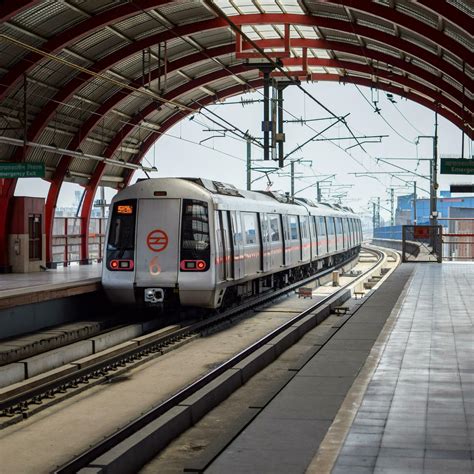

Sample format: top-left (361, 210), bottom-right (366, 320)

top-left (15, 81), bottom-right (473, 229)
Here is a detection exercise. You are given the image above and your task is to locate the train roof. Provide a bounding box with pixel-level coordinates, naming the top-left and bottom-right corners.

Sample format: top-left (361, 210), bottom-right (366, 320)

top-left (130, 177), bottom-right (357, 217)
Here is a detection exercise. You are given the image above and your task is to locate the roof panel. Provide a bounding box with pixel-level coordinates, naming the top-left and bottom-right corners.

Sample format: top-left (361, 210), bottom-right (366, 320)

top-left (399, 28), bottom-right (439, 55)
top-left (156, 2), bottom-right (213, 25)
top-left (395, 0), bottom-right (439, 29)
top-left (0, 24), bottom-right (44, 68)
top-left (0, 0), bottom-right (469, 190)
top-left (114, 12), bottom-right (164, 38)
top-left (447, 0), bottom-right (473, 17)
top-left (71, 28), bottom-right (128, 61)
top-left (11, 1), bottom-right (76, 38)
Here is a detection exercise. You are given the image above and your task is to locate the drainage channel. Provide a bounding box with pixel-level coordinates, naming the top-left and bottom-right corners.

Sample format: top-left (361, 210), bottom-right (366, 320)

top-left (56, 248), bottom-right (387, 473)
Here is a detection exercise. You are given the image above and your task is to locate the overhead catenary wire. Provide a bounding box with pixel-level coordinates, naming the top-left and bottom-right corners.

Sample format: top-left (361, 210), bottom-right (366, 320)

top-left (1, 5), bottom-right (383, 184)
top-left (126, 0), bottom-right (390, 188)
top-left (127, 0), bottom-right (370, 163)
top-left (201, 0), bottom-right (367, 154)
top-left (1, 7), bottom-right (387, 194)
top-left (0, 78), bottom-right (250, 168)
top-left (353, 84), bottom-right (417, 145)
top-left (391, 101), bottom-right (426, 136)
top-left (0, 34), bottom-right (195, 115)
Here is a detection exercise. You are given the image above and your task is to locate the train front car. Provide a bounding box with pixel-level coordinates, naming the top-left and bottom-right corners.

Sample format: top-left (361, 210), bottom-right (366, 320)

top-left (103, 178), bottom-right (216, 309)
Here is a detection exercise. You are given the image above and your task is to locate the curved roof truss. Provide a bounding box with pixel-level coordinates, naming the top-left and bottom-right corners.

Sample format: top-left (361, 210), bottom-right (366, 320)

top-left (0, 0), bottom-right (472, 265)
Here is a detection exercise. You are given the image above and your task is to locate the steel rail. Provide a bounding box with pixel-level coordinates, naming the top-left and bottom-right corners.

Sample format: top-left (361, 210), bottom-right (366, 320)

top-left (55, 247), bottom-right (386, 474)
top-left (1, 251), bottom-right (363, 415)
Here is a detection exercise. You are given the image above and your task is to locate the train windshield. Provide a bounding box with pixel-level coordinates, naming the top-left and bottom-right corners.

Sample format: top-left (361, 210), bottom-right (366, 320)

top-left (180, 199), bottom-right (210, 270)
top-left (107, 199), bottom-right (137, 260)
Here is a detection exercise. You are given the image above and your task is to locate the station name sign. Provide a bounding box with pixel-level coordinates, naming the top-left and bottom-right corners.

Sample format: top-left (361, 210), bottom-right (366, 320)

top-left (0, 162), bottom-right (45, 178)
top-left (440, 158), bottom-right (474, 175)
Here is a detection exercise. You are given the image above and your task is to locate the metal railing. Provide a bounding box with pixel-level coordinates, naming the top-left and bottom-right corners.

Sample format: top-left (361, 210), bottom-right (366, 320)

top-left (51, 217), bottom-right (106, 265)
top-left (439, 218), bottom-right (474, 261)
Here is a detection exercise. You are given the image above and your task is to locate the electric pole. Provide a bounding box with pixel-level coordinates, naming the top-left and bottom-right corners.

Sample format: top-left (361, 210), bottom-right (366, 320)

top-left (390, 187), bottom-right (395, 226)
top-left (246, 136), bottom-right (251, 190)
top-left (372, 201), bottom-right (377, 236)
top-left (432, 111), bottom-right (438, 227)
top-left (413, 181), bottom-right (417, 224)
top-left (377, 197), bottom-right (381, 228)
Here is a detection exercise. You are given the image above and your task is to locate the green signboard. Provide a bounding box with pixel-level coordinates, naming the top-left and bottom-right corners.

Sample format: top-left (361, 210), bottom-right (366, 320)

top-left (440, 158), bottom-right (474, 175)
top-left (0, 162), bottom-right (45, 178)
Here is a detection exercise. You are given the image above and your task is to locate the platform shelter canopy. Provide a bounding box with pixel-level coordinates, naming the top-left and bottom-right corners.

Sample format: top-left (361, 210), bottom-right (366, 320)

top-left (0, 0), bottom-right (472, 266)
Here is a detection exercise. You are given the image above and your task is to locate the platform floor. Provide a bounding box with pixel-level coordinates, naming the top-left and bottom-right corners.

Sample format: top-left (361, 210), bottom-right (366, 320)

top-left (0, 264), bottom-right (101, 299)
top-left (328, 263), bottom-right (474, 474)
top-left (206, 263), bottom-right (474, 474)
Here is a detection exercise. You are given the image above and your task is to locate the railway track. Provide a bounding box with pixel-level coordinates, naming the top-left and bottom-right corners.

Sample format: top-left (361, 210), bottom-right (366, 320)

top-left (49, 246), bottom-right (393, 473)
top-left (0, 252), bottom-right (360, 418)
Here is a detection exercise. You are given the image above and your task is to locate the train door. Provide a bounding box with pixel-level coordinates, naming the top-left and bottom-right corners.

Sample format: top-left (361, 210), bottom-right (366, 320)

top-left (288, 215), bottom-right (300, 264)
top-left (221, 211), bottom-right (234, 279)
top-left (135, 198), bottom-right (180, 287)
top-left (327, 217), bottom-right (336, 253)
top-left (260, 213), bottom-right (271, 272)
top-left (215, 211), bottom-right (225, 282)
top-left (269, 213), bottom-right (283, 268)
top-left (230, 211), bottom-right (244, 279)
top-left (342, 219), bottom-right (348, 250)
top-left (299, 216), bottom-right (311, 262)
top-left (242, 212), bottom-right (260, 276)
top-left (317, 216), bottom-right (328, 255)
top-left (347, 219), bottom-right (354, 248)
top-left (309, 216), bottom-right (317, 259)
top-left (282, 215), bottom-right (291, 265)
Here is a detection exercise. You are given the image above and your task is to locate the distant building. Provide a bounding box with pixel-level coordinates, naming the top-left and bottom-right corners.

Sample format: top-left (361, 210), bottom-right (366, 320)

top-left (374, 191), bottom-right (474, 259)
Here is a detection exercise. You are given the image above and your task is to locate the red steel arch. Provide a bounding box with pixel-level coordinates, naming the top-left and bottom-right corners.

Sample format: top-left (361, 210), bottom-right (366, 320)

top-left (9, 13), bottom-right (472, 173)
top-left (0, 4), bottom-right (472, 270)
top-left (0, 3), bottom-right (470, 102)
top-left (43, 35), bottom-right (472, 262)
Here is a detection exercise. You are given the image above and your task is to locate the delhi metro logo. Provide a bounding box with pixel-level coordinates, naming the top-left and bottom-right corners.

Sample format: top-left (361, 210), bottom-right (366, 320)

top-left (147, 229), bottom-right (168, 252)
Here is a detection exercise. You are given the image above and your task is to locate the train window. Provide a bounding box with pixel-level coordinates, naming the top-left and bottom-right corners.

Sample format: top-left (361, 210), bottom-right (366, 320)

top-left (300, 216), bottom-right (309, 239)
top-left (317, 217), bottom-right (326, 237)
top-left (107, 199), bottom-right (137, 269)
top-left (325, 217), bottom-right (332, 236)
top-left (268, 214), bottom-right (281, 242)
top-left (309, 216), bottom-right (316, 240)
top-left (181, 199), bottom-right (210, 269)
top-left (282, 215), bottom-right (289, 241)
top-left (260, 214), bottom-right (269, 243)
top-left (231, 212), bottom-right (242, 245)
top-left (242, 212), bottom-right (258, 245)
top-left (328, 218), bottom-right (336, 238)
top-left (342, 219), bottom-right (348, 246)
top-left (289, 215), bottom-right (299, 240)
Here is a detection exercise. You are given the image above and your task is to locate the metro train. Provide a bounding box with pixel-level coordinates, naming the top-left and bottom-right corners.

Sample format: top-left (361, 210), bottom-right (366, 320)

top-left (102, 177), bottom-right (362, 309)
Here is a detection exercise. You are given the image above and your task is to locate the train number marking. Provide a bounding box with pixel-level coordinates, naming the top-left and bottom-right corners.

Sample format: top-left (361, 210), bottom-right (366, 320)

top-left (147, 229), bottom-right (168, 252)
top-left (149, 256), bottom-right (161, 275)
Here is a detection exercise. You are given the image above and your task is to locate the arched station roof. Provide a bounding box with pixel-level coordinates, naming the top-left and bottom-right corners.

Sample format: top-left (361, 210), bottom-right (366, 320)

top-left (0, 0), bottom-right (472, 267)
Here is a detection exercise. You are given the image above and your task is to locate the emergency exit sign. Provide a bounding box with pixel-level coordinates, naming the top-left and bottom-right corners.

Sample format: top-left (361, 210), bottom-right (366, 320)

top-left (0, 162), bottom-right (45, 178)
top-left (440, 158), bottom-right (474, 175)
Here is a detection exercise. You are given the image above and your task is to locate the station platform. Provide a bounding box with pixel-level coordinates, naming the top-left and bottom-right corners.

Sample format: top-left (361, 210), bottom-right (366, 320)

top-left (0, 264), bottom-right (103, 340)
top-left (0, 264), bottom-right (101, 310)
top-left (206, 263), bottom-right (474, 473)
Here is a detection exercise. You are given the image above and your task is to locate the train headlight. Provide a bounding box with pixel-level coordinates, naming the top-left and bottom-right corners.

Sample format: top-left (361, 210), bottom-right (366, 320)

top-left (109, 259), bottom-right (134, 271)
top-left (180, 260), bottom-right (207, 271)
